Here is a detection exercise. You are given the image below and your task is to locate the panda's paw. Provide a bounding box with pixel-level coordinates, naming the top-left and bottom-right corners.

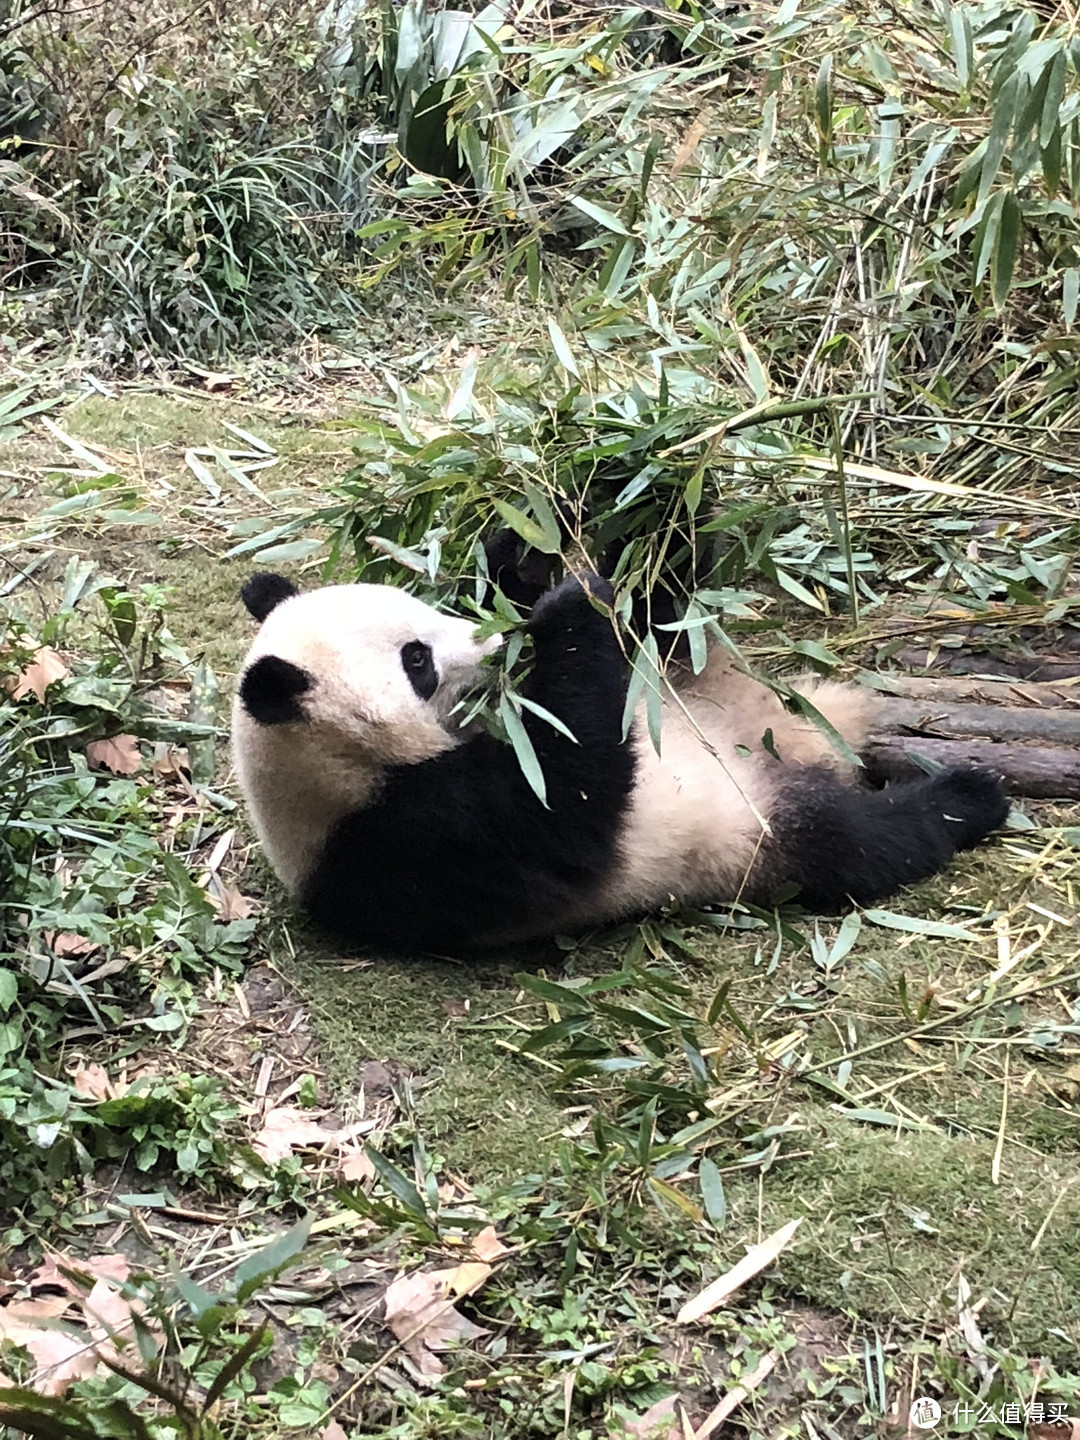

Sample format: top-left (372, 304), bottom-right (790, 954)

top-left (529, 571), bottom-right (613, 636)
top-left (930, 765), bottom-right (1010, 851)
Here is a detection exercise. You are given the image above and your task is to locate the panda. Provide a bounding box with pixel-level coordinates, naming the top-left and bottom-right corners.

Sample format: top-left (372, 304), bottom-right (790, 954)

top-left (231, 558), bottom-right (1009, 955)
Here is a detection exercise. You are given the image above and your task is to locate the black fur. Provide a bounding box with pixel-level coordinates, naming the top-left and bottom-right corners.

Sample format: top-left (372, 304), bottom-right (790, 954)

top-left (240, 655), bottom-right (312, 726)
top-left (483, 524), bottom-right (706, 664)
top-left (400, 641), bottom-right (438, 701)
top-left (483, 528), bottom-right (559, 611)
top-left (763, 764), bottom-right (1009, 910)
top-left (242, 572), bottom-right (299, 622)
top-left (301, 574), bottom-right (636, 954)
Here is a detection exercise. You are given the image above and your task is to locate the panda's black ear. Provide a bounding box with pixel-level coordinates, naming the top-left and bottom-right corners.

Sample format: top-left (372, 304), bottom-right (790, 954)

top-left (241, 573), bottom-right (299, 623)
top-left (239, 655), bottom-right (312, 726)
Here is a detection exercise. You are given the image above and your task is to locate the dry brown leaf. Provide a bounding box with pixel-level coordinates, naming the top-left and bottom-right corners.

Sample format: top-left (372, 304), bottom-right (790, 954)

top-left (676, 1219), bottom-right (802, 1325)
top-left (669, 116), bottom-right (706, 178)
top-left (204, 875), bottom-right (256, 921)
top-left (252, 1106), bottom-right (333, 1165)
top-left (470, 1225), bottom-right (508, 1262)
top-left (9, 647), bottom-right (69, 703)
top-left (43, 1253), bottom-right (130, 1292)
top-left (446, 1261), bottom-right (490, 1294)
top-left (83, 1276), bottom-right (144, 1349)
top-left (85, 735), bottom-right (141, 776)
top-left (0, 1301), bottom-right (98, 1395)
top-left (383, 1265), bottom-right (490, 1379)
top-left (320, 1423), bottom-right (349, 1440)
top-left (614, 1394), bottom-right (682, 1439)
top-left (0, 1252), bottom-right (156, 1397)
top-left (72, 1064), bottom-right (120, 1101)
top-left (151, 745), bottom-right (191, 782)
top-left (339, 1146), bottom-right (375, 1183)
top-left (47, 932), bottom-right (98, 959)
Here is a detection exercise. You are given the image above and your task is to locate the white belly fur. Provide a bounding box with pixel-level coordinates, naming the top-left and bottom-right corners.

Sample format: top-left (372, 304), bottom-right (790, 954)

top-left (584, 654), bottom-right (872, 923)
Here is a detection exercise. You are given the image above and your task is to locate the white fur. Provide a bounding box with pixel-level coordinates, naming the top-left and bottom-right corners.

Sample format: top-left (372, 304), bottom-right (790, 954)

top-left (232, 584), bottom-right (499, 891)
top-left (592, 656), bottom-right (872, 924)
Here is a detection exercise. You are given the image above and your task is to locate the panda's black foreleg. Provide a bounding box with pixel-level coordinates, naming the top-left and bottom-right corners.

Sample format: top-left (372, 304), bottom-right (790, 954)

top-left (482, 528), bottom-right (560, 611)
top-left (770, 764), bottom-right (1009, 910)
top-left (519, 573), bottom-right (636, 819)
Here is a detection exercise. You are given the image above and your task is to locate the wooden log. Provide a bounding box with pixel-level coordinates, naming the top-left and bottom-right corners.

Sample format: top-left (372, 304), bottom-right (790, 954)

top-left (874, 697), bottom-right (1080, 746)
top-left (893, 646), bottom-right (1080, 681)
top-left (867, 673), bottom-right (1080, 707)
top-left (863, 736), bottom-right (1080, 800)
top-left (876, 615), bottom-right (1080, 650)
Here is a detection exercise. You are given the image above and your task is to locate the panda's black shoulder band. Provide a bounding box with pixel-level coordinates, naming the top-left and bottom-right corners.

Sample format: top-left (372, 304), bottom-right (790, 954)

top-left (241, 572), bottom-right (299, 622)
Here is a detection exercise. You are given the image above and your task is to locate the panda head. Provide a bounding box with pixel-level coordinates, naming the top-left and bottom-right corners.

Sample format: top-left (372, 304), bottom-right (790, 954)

top-left (235, 573), bottom-right (501, 767)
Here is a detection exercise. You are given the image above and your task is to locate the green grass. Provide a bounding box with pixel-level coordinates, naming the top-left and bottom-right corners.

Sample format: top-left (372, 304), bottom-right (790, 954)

top-left (5, 376), bottom-right (1079, 1434)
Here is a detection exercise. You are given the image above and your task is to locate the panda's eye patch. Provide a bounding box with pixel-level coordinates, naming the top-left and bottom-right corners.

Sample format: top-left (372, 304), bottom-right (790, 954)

top-left (400, 640), bottom-right (438, 701)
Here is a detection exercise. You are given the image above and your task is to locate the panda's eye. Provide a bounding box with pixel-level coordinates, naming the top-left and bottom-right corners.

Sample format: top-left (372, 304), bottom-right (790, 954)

top-left (400, 640), bottom-right (438, 701)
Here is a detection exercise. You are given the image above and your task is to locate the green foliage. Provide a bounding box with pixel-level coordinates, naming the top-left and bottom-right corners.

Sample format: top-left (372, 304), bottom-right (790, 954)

top-left (0, 1216), bottom-right (315, 1440)
top-left (0, 0), bottom-right (373, 359)
top-left (365, 0), bottom-right (1080, 402)
top-left (0, 572), bottom-right (252, 1218)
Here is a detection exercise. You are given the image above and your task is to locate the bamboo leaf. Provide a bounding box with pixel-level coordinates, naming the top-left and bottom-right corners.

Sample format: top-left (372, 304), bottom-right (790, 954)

top-left (234, 1213), bottom-right (314, 1301)
top-left (949, 7), bottom-right (973, 89)
top-left (1063, 268), bottom-right (1079, 328)
top-left (547, 316), bottom-right (581, 378)
top-left (500, 692), bottom-right (548, 807)
top-left (1040, 47), bottom-right (1067, 149)
top-left (569, 195), bottom-right (630, 235)
top-left (991, 191), bottom-right (1020, 310)
top-left (516, 694), bottom-right (578, 743)
top-left (978, 72), bottom-right (1019, 206)
top-left (698, 1156), bottom-right (726, 1232)
top-left (862, 909), bottom-right (980, 941)
top-left (972, 191), bottom-right (1004, 288)
top-left (814, 54), bottom-right (833, 150)
top-left (492, 498), bottom-right (555, 553)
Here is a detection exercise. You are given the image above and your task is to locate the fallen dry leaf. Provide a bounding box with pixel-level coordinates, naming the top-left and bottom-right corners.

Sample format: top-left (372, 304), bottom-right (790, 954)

top-left (46, 932), bottom-right (98, 959)
top-left (9, 647), bottom-right (69, 703)
top-left (383, 1264), bottom-right (490, 1379)
top-left (669, 116), bottom-right (706, 178)
top-left (470, 1225), bottom-right (508, 1262)
top-left (151, 745), bottom-right (192, 783)
top-left (676, 1219), bottom-right (802, 1325)
top-left (339, 1145), bottom-right (375, 1183)
top-left (0, 1252), bottom-right (157, 1397)
top-left (253, 1107), bottom-right (376, 1170)
top-left (613, 1394), bottom-right (683, 1439)
top-left (72, 1064), bottom-right (123, 1101)
top-left (204, 873), bottom-right (256, 921)
top-left (320, 1422), bottom-right (349, 1440)
top-left (253, 1106), bottom-right (333, 1165)
top-left (85, 735), bottom-right (141, 776)
top-left (83, 1276), bottom-right (143, 1348)
top-left (0, 1299), bottom-right (98, 1395)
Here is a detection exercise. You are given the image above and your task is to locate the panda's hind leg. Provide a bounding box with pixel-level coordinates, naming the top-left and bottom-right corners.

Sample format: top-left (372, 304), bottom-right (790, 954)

top-left (767, 765), bottom-right (1008, 911)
